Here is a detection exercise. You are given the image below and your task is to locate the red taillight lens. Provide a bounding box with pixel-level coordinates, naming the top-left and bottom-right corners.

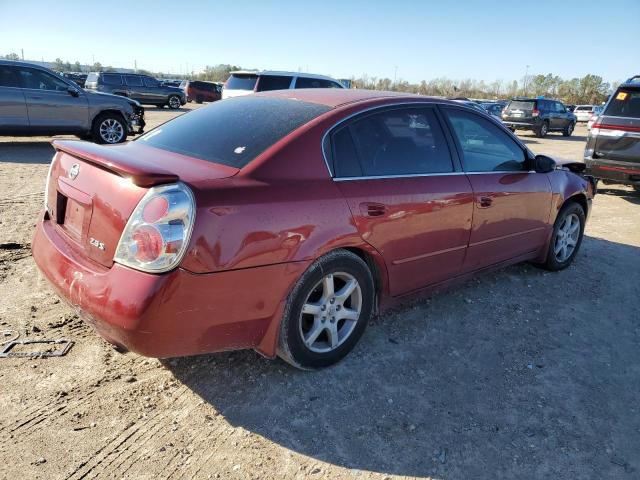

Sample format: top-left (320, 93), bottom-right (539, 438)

top-left (142, 196), bottom-right (169, 223)
top-left (114, 183), bottom-right (195, 273)
top-left (132, 225), bottom-right (163, 262)
top-left (532, 108), bottom-right (540, 117)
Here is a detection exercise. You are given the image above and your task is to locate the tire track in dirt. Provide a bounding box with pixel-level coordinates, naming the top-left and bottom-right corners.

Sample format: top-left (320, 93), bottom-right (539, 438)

top-left (64, 385), bottom-right (194, 479)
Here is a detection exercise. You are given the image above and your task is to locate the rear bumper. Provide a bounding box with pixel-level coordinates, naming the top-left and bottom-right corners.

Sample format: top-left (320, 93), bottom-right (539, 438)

top-left (503, 120), bottom-right (537, 130)
top-left (32, 217), bottom-right (308, 358)
top-left (584, 157), bottom-right (640, 186)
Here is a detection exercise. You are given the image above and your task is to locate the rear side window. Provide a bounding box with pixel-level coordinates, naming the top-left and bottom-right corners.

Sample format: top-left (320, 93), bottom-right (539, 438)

top-left (256, 75), bottom-right (292, 92)
top-left (508, 101), bottom-right (535, 111)
top-left (139, 96), bottom-right (330, 168)
top-left (101, 74), bottom-right (123, 86)
top-left (332, 107), bottom-right (454, 177)
top-left (604, 89), bottom-right (640, 118)
top-left (295, 77), bottom-right (342, 89)
top-left (0, 66), bottom-right (20, 87)
top-left (125, 75), bottom-right (144, 87)
top-left (226, 74), bottom-right (257, 90)
top-left (445, 108), bottom-right (526, 172)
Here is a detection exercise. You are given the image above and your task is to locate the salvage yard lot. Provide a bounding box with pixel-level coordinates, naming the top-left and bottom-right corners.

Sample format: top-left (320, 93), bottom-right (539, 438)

top-left (0, 107), bottom-right (639, 479)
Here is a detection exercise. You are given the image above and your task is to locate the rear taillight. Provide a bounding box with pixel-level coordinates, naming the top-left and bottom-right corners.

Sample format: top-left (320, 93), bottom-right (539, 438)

top-left (501, 108), bottom-right (507, 117)
top-left (114, 183), bottom-right (195, 273)
top-left (44, 153), bottom-right (57, 215)
top-left (532, 108), bottom-right (540, 117)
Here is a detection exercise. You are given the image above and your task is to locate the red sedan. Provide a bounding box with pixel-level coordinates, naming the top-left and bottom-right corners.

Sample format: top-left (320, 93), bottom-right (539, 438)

top-left (32, 89), bottom-right (595, 369)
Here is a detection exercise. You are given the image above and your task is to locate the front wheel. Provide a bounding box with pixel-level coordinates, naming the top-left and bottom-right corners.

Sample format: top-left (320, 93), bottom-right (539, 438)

top-left (168, 95), bottom-right (181, 109)
top-left (563, 122), bottom-right (575, 137)
top-left (278, 250), bottom-right (375, 369)
top-left (92, 113), bottom-right (127, 144)
top-left (540, 202), bottom-right (585, 271)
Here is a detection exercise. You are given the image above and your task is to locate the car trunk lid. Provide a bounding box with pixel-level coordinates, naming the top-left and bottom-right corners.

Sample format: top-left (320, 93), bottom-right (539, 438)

top-left (46, 140), bottom-right (238, 268)
top-left (504, 100), bottom-right (536, 121)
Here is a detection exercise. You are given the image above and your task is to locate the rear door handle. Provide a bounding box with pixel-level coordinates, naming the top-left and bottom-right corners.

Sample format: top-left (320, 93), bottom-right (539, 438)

top-left (479, 196), bottom-right (493, 208)
top-left (360, 202), bottom-right (387, 217)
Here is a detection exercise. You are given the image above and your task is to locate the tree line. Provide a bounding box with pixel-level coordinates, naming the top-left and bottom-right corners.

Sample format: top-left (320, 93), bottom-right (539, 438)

top-left (2, 53), bottom-right (615, 104)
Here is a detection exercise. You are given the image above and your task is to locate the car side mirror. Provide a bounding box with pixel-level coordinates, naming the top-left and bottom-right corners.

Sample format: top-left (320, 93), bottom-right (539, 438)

top-left (68, 86), bottom-right (80, 97)
top-left (533, 154), bottom-right (556, 173)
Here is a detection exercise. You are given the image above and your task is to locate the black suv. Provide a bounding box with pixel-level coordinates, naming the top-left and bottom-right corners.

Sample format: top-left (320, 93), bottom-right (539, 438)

top-left (85, 72), bottom-right (186, 109)
top-left (502, 98), bottom-right (577, 137)
top-left (584, 75), bottom-right (640, 192)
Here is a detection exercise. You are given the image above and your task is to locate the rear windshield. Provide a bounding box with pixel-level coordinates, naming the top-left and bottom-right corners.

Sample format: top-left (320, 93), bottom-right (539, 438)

top-left (225, 74), bottom-right (257, 91)
top-left (604, 89), bottom-right (640, 118)
top-left (85, 73), bottom-right (98, 84)
top-left (575, 106), bottom-right (592, 111)
top-left (508, 100), bottom-right (535, 110)
top-left (138, 96), bottom-right (331, 168)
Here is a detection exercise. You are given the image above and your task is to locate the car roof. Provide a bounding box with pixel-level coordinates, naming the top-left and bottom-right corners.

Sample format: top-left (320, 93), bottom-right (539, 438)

top-left (229, 70), bottom-right (339, 81)
top-left (0, 59), bottom-right (51, 70)
top-left (253, 88), bottom-right (461, 109)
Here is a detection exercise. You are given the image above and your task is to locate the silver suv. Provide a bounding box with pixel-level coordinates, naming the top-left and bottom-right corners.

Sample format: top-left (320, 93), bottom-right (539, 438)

top-left (0, 61), bottom-right (144, 144)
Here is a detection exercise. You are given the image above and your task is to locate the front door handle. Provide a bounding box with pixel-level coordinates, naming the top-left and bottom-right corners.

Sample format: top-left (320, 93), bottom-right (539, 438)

top-left (479, 196), bottom-right (493, 208)
top-left (360, 202), bottom-right (387, 217)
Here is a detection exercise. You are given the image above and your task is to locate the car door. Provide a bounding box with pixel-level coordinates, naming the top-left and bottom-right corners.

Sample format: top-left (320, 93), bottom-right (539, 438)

top-left (17, 66), bottom-right (89, 133)
top-left (329, 105), bottom-right (474, 296)
top-left (123, 75), bottom-right (145, 103)
top-left (142, 76), bottom-right (164, 103)
top-left (553, 101), bottom-right (567, 129)
top-left (441, 107), bottom-right (552, 271)
top-left (0, 65), bottom-right (28, 132)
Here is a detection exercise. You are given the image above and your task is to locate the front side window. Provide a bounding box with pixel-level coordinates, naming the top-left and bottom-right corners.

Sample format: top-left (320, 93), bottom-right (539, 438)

top-left (17, 68), bottom-right (69, 91)
top-left (332, 107), bottom-right (454, 178)
top-left (0, 66), bottom-right (20, 87)
top-left (143, 76), bottom-right (160, 87)
top-left (256, 75), bottom-right (292, 92)
top-left (295, 77), bottom-right (341, 89)
top-left (444, 108), bottom-right (526, 172)
top-left (555, 102), bottom-right (566, 113)
top-left (125, 75), bottom-right (144, 87)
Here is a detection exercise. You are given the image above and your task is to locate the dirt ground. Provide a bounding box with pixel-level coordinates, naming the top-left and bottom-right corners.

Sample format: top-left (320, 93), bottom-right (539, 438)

top-left (0, 107), bottom-right (638, 480)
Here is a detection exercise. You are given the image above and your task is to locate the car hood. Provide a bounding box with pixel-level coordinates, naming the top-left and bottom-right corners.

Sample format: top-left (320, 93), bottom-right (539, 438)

top-left (553, 157), bottom-right (586, 173)
top-left (83, 89), bottom-right (142, 108)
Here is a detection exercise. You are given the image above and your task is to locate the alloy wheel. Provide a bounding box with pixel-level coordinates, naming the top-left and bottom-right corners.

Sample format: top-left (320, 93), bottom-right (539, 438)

top-left (99, 118), bottom-right (124, 143)
top-left (554, 213), bottom-right (580, 262)
top-left (298, 272), bottom-right (362, 353)
top-left (169, 96), bottom-right (180, 109)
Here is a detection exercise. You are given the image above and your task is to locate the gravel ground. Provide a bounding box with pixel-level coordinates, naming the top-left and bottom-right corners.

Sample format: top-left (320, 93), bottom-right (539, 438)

top-left (0, 110), bottom-right (638, 480)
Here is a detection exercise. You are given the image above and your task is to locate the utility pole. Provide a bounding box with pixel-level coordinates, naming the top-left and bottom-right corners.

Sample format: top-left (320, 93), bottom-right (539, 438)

top-left (134, 59), bottom-right (137, 72)
top-left (394, 66), bottom-right (398, 88)
top-left (524, 65), bottom-right (530, 96)
top-left (21, 49), bottom-right (24, 60)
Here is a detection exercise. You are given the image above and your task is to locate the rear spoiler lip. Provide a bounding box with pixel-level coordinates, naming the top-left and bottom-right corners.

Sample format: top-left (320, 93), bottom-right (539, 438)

top-left (52, 139), bottom-right (179, 188)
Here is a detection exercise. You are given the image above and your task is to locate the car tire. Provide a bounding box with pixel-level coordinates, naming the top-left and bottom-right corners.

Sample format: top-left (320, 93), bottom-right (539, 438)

top-left (168, 95), bottom-right (181, 109)
top-left (633, 185), bottom-right (640, 193)
top-left (509, 127), bottom-right (516, 132)
top-left (196, 96), bottom-right (203, 104)
top-left (156, 104), bottom-right (165, 109)
top-left (535, 121), bottom-right (549, 138)
top-left (563, 122), bottom-right (575, 137)
top-left (540, 202), bottom-right (585, 271)
top-left (277, 249), bottom-right (375, 370)
top-left (91, 112), bottom-right (127, 144)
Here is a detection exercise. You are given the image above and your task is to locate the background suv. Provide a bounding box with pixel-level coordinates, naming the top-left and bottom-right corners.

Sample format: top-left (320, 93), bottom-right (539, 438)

top-left (222, 70), bottom-right (345, 99)
top-left (0, 60), bottom-right (144, 144)
top-left (502, 98), bottom-right (577, 137)
top-left (85, 72), bottom-right (186, 109)
top-left (180, 80), bottom-right (221, 103)
top-left (585, 75), bottom-right (640, 192)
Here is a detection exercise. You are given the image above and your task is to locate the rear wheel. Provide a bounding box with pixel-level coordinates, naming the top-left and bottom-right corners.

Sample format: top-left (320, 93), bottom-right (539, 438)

top-left (535, 121), bottom-right (549, 138)
top-left (168, 95), bottom-right (181, 109)
top-left (508, 127), bottom-right (516, 132)
top-left (633, 185), bottom-right (640, 193)
top-left (195, 96), bottom-right (203, 104)
top-left (540, 202), bottom-right (585, 271)
top-left (278, 250), bottom-right (374, 369)
top-left (92, 112), bottom-right (127, 144)
top-left (563, 122), bottom-right (575, 137)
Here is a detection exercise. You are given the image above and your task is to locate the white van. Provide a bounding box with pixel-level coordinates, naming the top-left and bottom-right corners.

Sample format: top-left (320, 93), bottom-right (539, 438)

top-left (222, 70), bottom-right (345, 99)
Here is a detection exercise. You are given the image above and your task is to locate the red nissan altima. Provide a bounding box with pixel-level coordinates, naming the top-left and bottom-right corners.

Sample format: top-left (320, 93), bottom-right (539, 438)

top-left (32, 89), bottom-right (595, 369)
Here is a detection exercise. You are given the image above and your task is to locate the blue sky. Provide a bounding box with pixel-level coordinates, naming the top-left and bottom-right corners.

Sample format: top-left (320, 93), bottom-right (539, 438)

top-left (1, 0), bottom-right (638, 83)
